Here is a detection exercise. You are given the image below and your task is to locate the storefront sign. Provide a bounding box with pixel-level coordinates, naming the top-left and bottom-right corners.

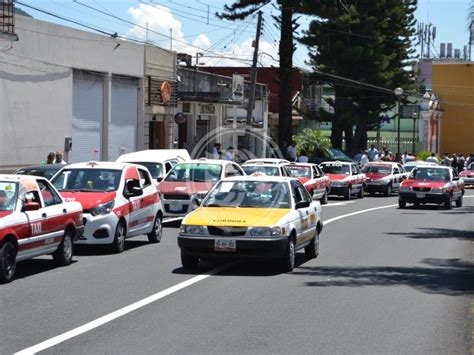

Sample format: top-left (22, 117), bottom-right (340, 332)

top-left (200, 104), bottom-right (216, 115)
top-left (161, 81), bottom-right (171, 105)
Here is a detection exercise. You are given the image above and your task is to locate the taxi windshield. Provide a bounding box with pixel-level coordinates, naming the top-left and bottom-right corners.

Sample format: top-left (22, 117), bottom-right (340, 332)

top-left (165, 164), bottom-right (222, 182)
top-left (320, 164), bottom-right (350, 175)
top-left (204, 181), bottom-right (290, 209)
top-left (286, 165), bottom-right (311, 178)
top-left (0, 181), bottom-right (18, 211)
top-left (242, 165), bottom-right (280, 176)
top-left (362, 165), bottom-right (392, 174)
top-left (410, 167), bottom-right (450, 182)
top-left (52, 169), bottom-right (122, 192)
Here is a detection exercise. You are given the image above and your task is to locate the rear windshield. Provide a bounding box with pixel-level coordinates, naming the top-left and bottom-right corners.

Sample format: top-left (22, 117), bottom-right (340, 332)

top-left (362, 165), bottom-right (392, 174)
top-left (0, 181), bottom-right (18, 211)
top-left (286, 165), bottom-right (311, 178)
top-left (410, 167), bottom-right (450, 181)
top-left (320, 163), bottom-right (350, 175)
top-left (165, 164), bottom-right (222, 182)
top-left (242, 165), bottom-right (280, 176)
top-left (52, 169), bottom-right (122, 192)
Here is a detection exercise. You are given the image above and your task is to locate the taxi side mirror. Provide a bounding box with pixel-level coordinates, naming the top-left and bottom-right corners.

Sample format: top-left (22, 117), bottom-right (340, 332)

top-left (156, 177), bottom-right (164, 183)
top-left (295, 200), bottom-right (310, 209)
top-left (23, 202), bottom-right (40, 211)
top-left (191, 196), bottom-right (202, 207)
top-left (453, 177), bottom-right (459, 181)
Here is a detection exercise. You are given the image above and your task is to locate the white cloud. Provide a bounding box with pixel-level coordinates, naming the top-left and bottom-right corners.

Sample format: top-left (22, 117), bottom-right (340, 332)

top-left (127, 4), bottom-right (279, 67)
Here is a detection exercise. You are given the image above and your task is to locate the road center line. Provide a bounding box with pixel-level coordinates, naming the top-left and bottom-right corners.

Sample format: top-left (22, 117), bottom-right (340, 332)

top-left (15, 200), bottom-right (465, 354)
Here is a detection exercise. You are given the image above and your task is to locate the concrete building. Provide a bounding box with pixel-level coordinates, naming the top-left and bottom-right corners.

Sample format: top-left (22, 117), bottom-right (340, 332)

top-left (0, 15), bottom-right (177, 171)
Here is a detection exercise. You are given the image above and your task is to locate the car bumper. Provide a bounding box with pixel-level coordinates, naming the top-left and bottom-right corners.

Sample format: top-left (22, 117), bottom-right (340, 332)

top-left (461, 177), bottom-right (474, 185)
top-left (162, 199), bottom-right (193, 218)
top-left (74, 225), bottom-right (85, 242)
top-left (75, 212), bottom-right (119, 245)
top-left (365, 183), bottom-right (390, 193)
top-left (399, 191), bottom-right (450, 204)
top-left (178, 235), bottom-right (289, 259)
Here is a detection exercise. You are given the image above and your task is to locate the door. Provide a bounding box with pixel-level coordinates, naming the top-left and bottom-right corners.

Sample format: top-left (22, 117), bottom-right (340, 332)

top-left (109, 79), bottom-right (138, 160)
top-left (136, 168), bottom-right (157, 233)
top-left (72, 75), bottom-right (103, 163)
top-left (291, 181), bottom-right (314, 245)
top-left (149, 121), bottom-right (166, 149)
top-left (124, 177), bottom-right (143, 236)
top-left (351, 164), bottom-right (363, 193)
top-left (392, 166), bottom-right (402, 190)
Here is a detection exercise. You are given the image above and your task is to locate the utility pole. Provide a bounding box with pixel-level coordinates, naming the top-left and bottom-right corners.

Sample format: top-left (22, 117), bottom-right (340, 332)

top-left (243, 10), bottom-right (263, 154)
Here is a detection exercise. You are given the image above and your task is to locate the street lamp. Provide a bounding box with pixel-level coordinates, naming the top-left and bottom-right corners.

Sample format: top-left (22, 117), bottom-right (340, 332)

top-left (412, 111), bottom-right (418, 154)
top-left (394, 87), bottom-right (404, 154)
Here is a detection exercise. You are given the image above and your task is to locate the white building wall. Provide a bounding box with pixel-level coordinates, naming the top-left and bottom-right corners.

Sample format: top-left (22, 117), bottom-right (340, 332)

top-left (0, 15), bottom-right (144, 170)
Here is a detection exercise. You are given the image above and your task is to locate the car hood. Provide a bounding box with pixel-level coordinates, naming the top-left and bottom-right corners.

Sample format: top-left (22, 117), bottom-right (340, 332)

top-left (184, 207), bottom-right (291, 227)
top-left (59, 191), bottom-right (117, 210)
top-left (365, 172), bottom-right (390, 180)
top-left (159, 181), bottom-right (215, 195)
top-left (326, 174), bottom-right (350, 181)
top-left (0, 211), bottom-right (13, 219)
top-left (402, 179), bottom-right (447, 188)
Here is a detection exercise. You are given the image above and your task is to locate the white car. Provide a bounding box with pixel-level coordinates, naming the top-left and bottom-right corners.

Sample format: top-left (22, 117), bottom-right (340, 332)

top-left (158, 159), bottom-right (245, 218)
top-left (0, 175), bottom-right (84, 283)
top-left (362, 162), bottom-right (409, 196)
top-left (320, 161), bottom-right (367, 200)
top-left (178, 176), bottom-right (323, 272)
top-left (116, 149), bottom-right (190, 184)
top-left (51, 161), bottom-right (163, 253)
top-left (242, 162), bottom-right (291, 177)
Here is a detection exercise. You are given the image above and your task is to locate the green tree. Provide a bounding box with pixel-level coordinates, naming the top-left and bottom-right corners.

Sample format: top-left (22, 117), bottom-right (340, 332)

top-left (299, 0), bottom-right (419, 155)
top-left (293, 128), bottom-right (330, 160)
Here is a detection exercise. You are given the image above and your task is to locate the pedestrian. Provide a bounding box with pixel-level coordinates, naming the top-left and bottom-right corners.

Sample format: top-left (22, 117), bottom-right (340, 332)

top-left (367, 144), bottom-right (379, 162)
top-left (298, 151), bottom-right (309, 163)
top-left (426, 152), bottom-right (439, 164)
top-left (224, 147), bottom-right (235, 161)
top-left (360, 150), bottom-right (369, 167)
top-left (212, 143), bottom-right (222, 159)
top-left (54, 151), bottom-right (67, 164)
top-left (286, 141), bottom-right (298, 162)
top-left (381, 145), bottom-right (392, 161)
top-left (457, 154), bottom-right (465, 173)
top-left (394, 152), bottom-right (403, 163)
top-left (353, 149), bottom-right (363, 165)
top-left (402, 151), bottom-right (409, 164)
top-left (46, 152), bottom-right (55, 164)
top-left (467, 153), bottom-right (474, 166)
top-left (451, 154), bottom-right (458, 172)
top-left (443, 153), bottom-right (451, 166)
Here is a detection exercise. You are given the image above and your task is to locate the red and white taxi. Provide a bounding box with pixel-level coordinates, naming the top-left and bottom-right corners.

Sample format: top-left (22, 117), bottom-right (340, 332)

top-left (319, 161), bottom-right (366, 200)
top-left (0, 175), bottom-right (84, 283)
top-left (362, 162), bottom-right (408, 196)
top-left (399, 166), bottom-right (464, 209)
top-left (459, 163), bottom-right (474, 186)
top-left (51, 161), bottom-right (163, 253)
top-left (158, 159), bottom-right (245, 218)
top-left (285, 163), bottom-right (331, 204)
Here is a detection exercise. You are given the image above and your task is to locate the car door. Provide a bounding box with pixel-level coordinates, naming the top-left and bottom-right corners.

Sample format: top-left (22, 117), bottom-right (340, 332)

top-left (136, 168), bottom-right (158, 233)
top-left (351, 164), bottom-right (362, 193)
top-left (123, 166), bottom-right (143, 236)
top-left (451, 169), bottom-right (462, 199)
top-left (36, 178), bottom-right (66, 250)
top-left (312, 165), bottom-right (325, 198)
top-left (392, 166), bottom-right (401, 190)
top-left (290, 181), bottom-right (314, 245)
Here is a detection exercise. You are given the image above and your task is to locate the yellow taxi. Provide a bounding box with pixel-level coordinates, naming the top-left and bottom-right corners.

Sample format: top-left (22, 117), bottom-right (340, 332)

top-left (177, 176), bottom-right (323, 272)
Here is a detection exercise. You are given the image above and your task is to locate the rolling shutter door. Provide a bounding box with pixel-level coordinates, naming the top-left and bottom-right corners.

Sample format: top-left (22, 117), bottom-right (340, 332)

top-left (72, 73), bottom-right (103, 163)
top-left (109, 77), bottom-right (138, 161)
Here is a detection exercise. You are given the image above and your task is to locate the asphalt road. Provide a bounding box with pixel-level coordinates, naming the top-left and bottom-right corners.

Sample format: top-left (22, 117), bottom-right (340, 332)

top-left (1, 191), bottom-right (473, 354)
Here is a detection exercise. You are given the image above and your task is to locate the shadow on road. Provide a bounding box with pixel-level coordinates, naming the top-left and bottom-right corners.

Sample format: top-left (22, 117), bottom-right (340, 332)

top-left (292, 258), bottom-right (474, 296)
top-left (13, 259), bottom-right (78, 280)
top-left (386, 227), bottom-right (474, 241)
top-left (440, 206), bottom-right (474, 215)
top-left (73, 240), bottom-right (151, 256)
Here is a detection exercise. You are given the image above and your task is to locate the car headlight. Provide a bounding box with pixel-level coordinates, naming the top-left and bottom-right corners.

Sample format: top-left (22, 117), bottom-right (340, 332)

top-left (180, 225), bottom-right (206, 235)
top-left (400, 185), bottom-right (411, 192)
top-left (90, 200), bottom-right (115, 216)
top-left (250, 226), bottom-right (282, 237)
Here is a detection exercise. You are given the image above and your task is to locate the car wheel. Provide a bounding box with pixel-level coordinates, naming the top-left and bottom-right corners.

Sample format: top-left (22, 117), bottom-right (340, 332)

top-left (53, 229), bottom-right (74, 266)
top-left (398, 199), bottom-right (406, 209)
top-left (147, 214), bottom-right (163, 243)
top-left (181, 252), bottom-right (199, 270)
top-left (282, 237), bottom-right (295, 272)
top-left (0, 242), bottom-right (16, 284)
top-left (358, 186), bottom-right (364, 199)
top-left (455, 195), bottom-right (463, 208)
top-left (305, 229), bottom-right (319, 259)
top-left (111, 220), bottom-right (126, 253)
top-left (344, 187), bottom-right (352, 200)
top-left (385, 184), bottom-right (392, 197)
top-left (444, 195), bottom-right (453, 210)
top-left (320, 190), bottom-right (328, 205)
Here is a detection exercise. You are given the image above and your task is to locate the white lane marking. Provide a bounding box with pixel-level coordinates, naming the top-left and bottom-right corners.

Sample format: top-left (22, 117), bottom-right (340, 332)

top-left (163, 217), bottom-right (183, 224)
top-left (325, 201), bottom-right (356, 207)
top-left (15, 265), bottom-right (228, 355)
top-left (17, 198), bottom-right (467, 354)
top-left (325, 204), bottom-right (398, 225)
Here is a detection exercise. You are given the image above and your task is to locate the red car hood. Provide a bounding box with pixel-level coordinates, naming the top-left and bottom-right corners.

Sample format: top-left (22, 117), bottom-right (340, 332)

top-left (59, 191), bottom-right (117, 210)
top-left (0, 211), bottom-right (13, 218)
top-left (159, 181), bottom-right (215, 195)
top-left (365, 172), bottom-right (389, 180)
top-left (299, 177), bottom-right (311, 184)
top-left (326, 174), bottom-right (349, 181)
top-left (460, 171), bottom-right (474, 177)
top-left (402, 179), bottom-right (447, 188)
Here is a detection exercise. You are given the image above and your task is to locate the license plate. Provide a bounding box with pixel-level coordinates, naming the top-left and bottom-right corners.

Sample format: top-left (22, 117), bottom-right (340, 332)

top-left (416, 193), bottom-right (425, 198)
top-left (169, 203), bottom-right (182, 212)
top-left (214, 239), bottom-right (236, 252)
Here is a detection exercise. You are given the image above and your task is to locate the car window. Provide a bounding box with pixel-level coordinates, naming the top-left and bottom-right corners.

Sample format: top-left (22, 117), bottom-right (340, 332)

top-left (286, 165), bottom-right (311, 179)
top-left (232, 164), bottom-right (244, 176)
top-left (37, 179), bottom-right (62, 206)
top-left (138, 168), bottom-right (152, 187)
top-left (320, 163), bottom-right (351, 175)
top-left (225, 164), bottom-right (238, 177)
top-left (165, 163), bottom-right (222, 182)
top-left (165, 162), bottom-right (173, 173)
top-left (0, 181), bottom-right (18, 211)
top-left (393, 167), bottom-right (400, 174)
top-left (52, 169), bottom-right (122, 192)
top-left (242, 165), bottom-right (280, 176)
top-left (22, 190), bottom-right (42, 208)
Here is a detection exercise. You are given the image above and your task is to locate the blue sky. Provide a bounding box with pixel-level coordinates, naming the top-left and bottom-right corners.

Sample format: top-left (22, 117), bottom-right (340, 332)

top-left (15, 0), bottom-right (472, 67)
